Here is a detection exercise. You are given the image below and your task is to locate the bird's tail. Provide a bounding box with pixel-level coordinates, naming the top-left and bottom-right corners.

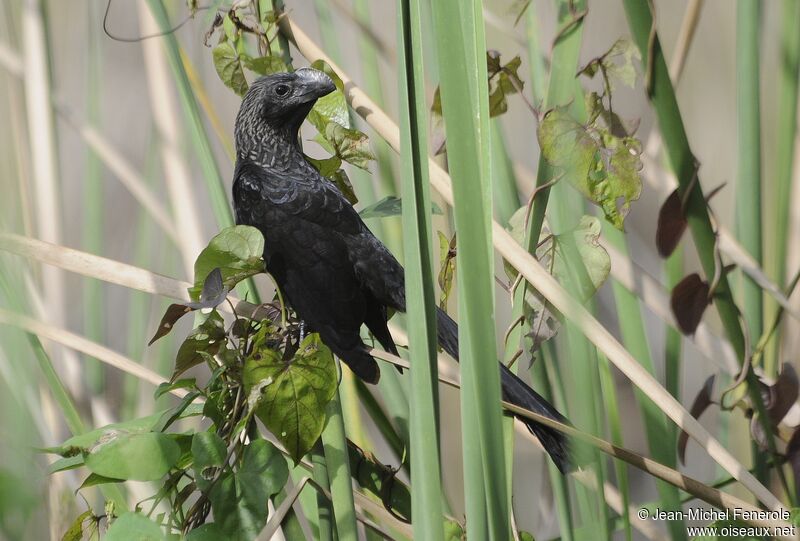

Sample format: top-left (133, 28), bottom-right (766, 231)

top-left (436, 307), bottom-right (576, 473)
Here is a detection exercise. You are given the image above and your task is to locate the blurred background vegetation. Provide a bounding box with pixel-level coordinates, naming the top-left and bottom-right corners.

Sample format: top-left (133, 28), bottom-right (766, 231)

top-left (0, 0), bottom-right (799, 539)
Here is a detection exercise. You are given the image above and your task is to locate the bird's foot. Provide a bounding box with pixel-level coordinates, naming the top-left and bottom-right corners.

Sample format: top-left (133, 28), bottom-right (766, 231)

top-left (299, 320), bottom-right (307, 342)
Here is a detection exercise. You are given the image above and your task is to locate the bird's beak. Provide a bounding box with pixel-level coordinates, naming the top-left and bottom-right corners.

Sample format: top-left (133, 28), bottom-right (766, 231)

top-left (295, 67), bottom-right (336, 100)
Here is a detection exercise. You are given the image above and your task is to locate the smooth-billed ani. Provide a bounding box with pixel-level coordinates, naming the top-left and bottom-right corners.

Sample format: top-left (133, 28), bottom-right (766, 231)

top-left (232, 68), bottom-right (576, 472)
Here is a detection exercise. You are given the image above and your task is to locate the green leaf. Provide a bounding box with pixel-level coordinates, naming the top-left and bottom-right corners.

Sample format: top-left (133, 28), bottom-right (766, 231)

top-left (190, 225), bottom-right (265, 300)
top-left (506, 211), bottom-right (610, 346)
top-left (207, 474), bottom-right (242, 540)
top-left (321, 122), bottom-right (375, 171)
top-left (358, 195), bottom-right (443, 219)
top-left (237, 439), bottom-right (289, 513)
top-left (444, 519), bottom-right (466, 540)
top-left (212, 41), bottom-right (249, 97)
top-left (305, 156), bottom-right (359, 205)
top-left (186, 524), bottom-right (226, 541)
top-left (243, 334), bottom-right (338, 462)
top-left (172, 311), bottom-right (226, 380)
top-left (47, 410), bottom-right (168, 456)
top-left (84, 432), bottom-right (181, 482)
top-left (191, 431), bottom-right (227, 492)
top-left (306, 155), bottom-right (342, 178)
top-left (78, 473), bottom-right (124, 490)
top-left (61, 509), bottom-right (94, 541)
top-left (307, 60), bottom-right (351, 130)
top-left (329, 169), bottom-right (358, 205)
top-left (105, 512), bottom-right (167, 541)
top-left (537, 106), bottom-right (642, 229)
top-left (486, 52), bottom-right (524, 117)
top-left (437, 231), bottom-right (456, 310)
top-left (359, 195), bottom-right (402, 219)
top-left (205, 452), bottom-right (285, 541)
top-left (242, 54), bottom-right (288, 76)
top-left (49, 454), bottom-right (85, 474)
top-left (154, 378), bottom-right (198, 399)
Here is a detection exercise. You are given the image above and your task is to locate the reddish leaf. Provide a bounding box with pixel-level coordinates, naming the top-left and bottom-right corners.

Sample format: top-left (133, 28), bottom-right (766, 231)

top-left (785, 428), bottom-right (800, 486)
top-left (149, 304), bottom-right (193, 346)
top-left (766, 364), bottom-right (799, 425)
top-left (678, 375), bottom-right (715, 464)
top-left (671, 273), bottom-right (710, 334)
top-left (655, 190), bottom-right (687, 257)
top-left (185, 268), bottom-right (229, 310)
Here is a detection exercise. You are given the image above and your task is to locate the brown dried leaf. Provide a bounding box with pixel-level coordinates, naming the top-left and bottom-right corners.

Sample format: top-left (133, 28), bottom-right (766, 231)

top-left (671, 273), bottom-right (710, 334)
top-left (767, 364), bottom-right (799, 425)
top-left (678, 375), bottom-right (715, 464)
top-left (149, 304), bottom-right (193, 346)
top-left (785, 428), bottom-right (800, 484)
top-left (656, 189), bottom-right (688, 257)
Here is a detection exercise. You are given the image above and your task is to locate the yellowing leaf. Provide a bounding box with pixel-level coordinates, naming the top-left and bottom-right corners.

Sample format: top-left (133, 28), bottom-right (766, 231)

top-left (506, 211), bottom-right (610, 347)
top-left (579, 39), bottom-right (641, 92)
top-left (323, 122), bottom-right (375, 171)
top-left (538, 106), bottom-right (642, 229)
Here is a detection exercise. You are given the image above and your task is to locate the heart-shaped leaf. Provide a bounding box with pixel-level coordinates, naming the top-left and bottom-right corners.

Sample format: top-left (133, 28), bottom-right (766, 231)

top-left (190, 226), bottom-right (265, 300)
top-left (243, 334), bottom-right (338, 462)
top-left (212, 41), bottom-right (249, 97)
top-left (538, 105), bottom-right (642, 229)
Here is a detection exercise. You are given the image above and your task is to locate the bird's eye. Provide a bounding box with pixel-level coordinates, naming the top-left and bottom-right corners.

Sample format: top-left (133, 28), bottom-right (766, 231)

top-left (275, 84), bottom-right (291, 97)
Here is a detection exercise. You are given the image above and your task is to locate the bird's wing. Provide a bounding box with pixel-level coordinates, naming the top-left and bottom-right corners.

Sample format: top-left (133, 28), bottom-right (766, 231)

top-left (235, 160), bottom-right (364, 233)
top-left (236, 160), bottom-right (407, 311)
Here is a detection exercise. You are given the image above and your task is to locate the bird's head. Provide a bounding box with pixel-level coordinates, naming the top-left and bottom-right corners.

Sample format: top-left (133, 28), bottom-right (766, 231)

top-left (235, 67), bottom-right (336, 157)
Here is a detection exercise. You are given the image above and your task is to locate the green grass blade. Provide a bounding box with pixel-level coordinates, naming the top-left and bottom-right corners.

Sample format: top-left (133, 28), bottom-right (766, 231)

top-left (397, 0), bottom-right (444, 536)
top-left (430, 2), bottom-right (509, 538)
top-left (502, 4), bottom-right (586, 538)
top-left (524, 5), bottom-right (548, 105)
top-left (311, 443), bottom-right (334, 541)
top-left (82, 0), bottom-right (104, 395)
top-left (621, 0), bottom-right (746, 362)
top-left (735, 0), bottom-right (763, 352)
top-left (533, 348), bottom-right (575, 541)
top-left (144, 0), bottom-right (231, 230)
top-left (736, 0), bottom-right (770, 488)
top-left (353, 0), bottom-right (403, 255)
top-left (322, 387), bottom-right (359, 540)
top-left (622, 1), bottom-right (791, 497)
top-left (596, 353), bottom-right (631, 541)
top-left (491, 122), bottom-right (520, 226)
top-left (766, 0), bottom-right (800, 377)
top-left (605, 225), bottom-right (687, 540)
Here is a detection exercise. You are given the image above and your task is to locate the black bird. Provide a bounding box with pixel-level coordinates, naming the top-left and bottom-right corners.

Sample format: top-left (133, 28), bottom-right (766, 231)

top-left (232, 68), bottom-right (576, 473)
